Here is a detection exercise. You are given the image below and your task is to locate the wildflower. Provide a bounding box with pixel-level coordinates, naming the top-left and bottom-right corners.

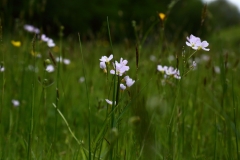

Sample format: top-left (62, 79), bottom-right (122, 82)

top-left (174, 74), bottom-right (181, 80)
top-left (186, 34), bottom-right (201, 49)
top-left (24, 24), bottom-right (40, 34)
top-left (99, 54), bottom-right (113, 64)
top-left (47, 39), bottom-right (55, 47)
top-left (11, 40), bottom-right (21, 47)
top-left (79, 77), bottom-right (85, 83)
top-left (100, 62), bottom-right (106, 69)
top-left (120, 83), bottom-right (126, 90)
top-left (0, 66), bottom-right (5, 72)
top-left (165, 66), bottom-right (176, 76)
top-left (56, 57), bottom-right (71, 65)
top-left (46, 65), bottom-right (54, 72)
top-left (124, 76), bottom-right (135, 87)
top-left (186, 34), bottom-right (210, 51)
top-left (157, 64), bottom-right (181, 80)
top-left (192, 61), bottom-right (197, 67)
top-left (110, 58), bottom-right (129, 76)
top-left (195, 41), bottom-right (210, 51)
top-left (157, 65), bottom-right (168, 73)
top-left (159, 13), bottom-right (166, 21)
top-left (41, 34), bottom-right (49, 42)
top-left (105, 99), bottom-right (116, 105)
top-left (12, 99), bottom-right (20, 107)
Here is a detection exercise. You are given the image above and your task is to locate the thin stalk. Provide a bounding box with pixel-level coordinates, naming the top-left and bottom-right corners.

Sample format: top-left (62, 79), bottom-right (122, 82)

top-left (52, 103), bottom-right (82, 145)
top-left (107, 16), bottom-right (116, 160)
top-left (0, 19), bottom-right (3, 124)
top-left (188, 50), bottom-right (198, 59)
top-left (214, 115), bottom-right (217, 160)
top-left (231, 74), bottom-right (239, 160)
top-left (27, 34), bottom-right (37, 160)
top-left (78, 33), bottom-right (91, 160)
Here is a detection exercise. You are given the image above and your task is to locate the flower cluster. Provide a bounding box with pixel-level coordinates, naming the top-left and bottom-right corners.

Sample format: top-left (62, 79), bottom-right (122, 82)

top-left (99, 54), bottom-right (131, 78)
top-left (157, 65), bottom-right (181, 79)
top-left (120, 75), bottom-right (135, 90)
top-left (100, 54), bottom-right (135, 105)
top-left (186, 34), bottom-right (210, 51)
top-left (56, 56), bottom-right (71, 65)
top-left (41, 34), bottom-right (56, 47)
top-left (24, 24), bottom-right (40, 34)
top-left (110, 58), bottom-right (130, 76)
top-left (24, 24), bottom-right (56, 48)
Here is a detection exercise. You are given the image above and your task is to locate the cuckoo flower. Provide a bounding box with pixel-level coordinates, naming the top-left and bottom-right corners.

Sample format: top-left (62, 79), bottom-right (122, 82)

top-left (100, 54), bottom-right (113, 64)
top-left (186, 34), bottom-right (201, 49)
top-left (105, 99), bottom-right (116, 105)
top-left (186, 34), bottom-right (210, 51)
top-left (124, 76), bottom-right (135, 87)
top-left (157, 65), bottom-right (181, 80)
top-left (110, 58), bottom-right (129, 76)
top-left (24, 24), bottom-right (40, 34)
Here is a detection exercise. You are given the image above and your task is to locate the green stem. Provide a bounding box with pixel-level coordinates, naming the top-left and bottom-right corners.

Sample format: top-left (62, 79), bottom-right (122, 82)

top-left (78, 33), bottom-right (91, 160)
top-left (188, 50), bottom-right (198, 59)
top-left (27, 34), bottom-right (37, 160)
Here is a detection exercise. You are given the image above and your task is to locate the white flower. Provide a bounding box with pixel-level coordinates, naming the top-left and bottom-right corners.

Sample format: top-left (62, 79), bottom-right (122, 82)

top-left (105, 99), bottom-right (116, 105)
top-left (186, 34), bottom-right (210, 51)
top-left (41, 34), bottom-right (49, 42)
top-left (100, 54), bottom-right (113, 64)
top-left (63, 59), bottom-right (71, 65)
top-left (12, 99), bottom-right (20, 107)
top-left (100, 62), bottom-right (106, 69)
top-left (110, 58), bottom-right (129, 76)
top-left (0, 66), bottom-right (5, 72)
top-left (186, 34), bottom-right (201, 48)
top-left (157, 65), bottom-right (168, 73)
top-left (79, 77), bottom-right (85, 83)
top-left (174, 74), bottom-right (181, 79)
top-left (196, 41), bottom-right (210, 51)
top-left (120, 83), bottom-right (126, 90)
top-left (24, 24), bottom-right (40, 34)
top-left (46, 65), bottom-right (54, 72)
top-left (157, 64), bottom-right (181, 80)
top-left (47, 39), bottom-right (55, 47)
top-left (192, 61), bottom-right (197, 67)
top-left (165, 66), bottom-right (176, 76)
top-left (124, 76), bottom-right (135, 87)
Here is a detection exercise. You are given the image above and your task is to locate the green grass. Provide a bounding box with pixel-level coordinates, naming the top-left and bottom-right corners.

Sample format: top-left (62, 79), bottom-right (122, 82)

top-left (0, 24), bottom-right (239, 160)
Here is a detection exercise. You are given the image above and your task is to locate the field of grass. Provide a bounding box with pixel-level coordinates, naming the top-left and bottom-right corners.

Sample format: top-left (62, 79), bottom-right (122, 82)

top-left (0, 23), bottom-right (239, 160)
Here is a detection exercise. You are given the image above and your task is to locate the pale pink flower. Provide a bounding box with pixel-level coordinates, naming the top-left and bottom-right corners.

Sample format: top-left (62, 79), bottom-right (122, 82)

top-left (105, 99), bottom-right (116, 105)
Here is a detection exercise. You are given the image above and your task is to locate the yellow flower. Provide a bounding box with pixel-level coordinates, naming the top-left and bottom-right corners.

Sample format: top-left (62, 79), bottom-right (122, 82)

top-left (159, 13), bottom-right (166, 21)
top-left (11, 40), bottom-right (21, 47)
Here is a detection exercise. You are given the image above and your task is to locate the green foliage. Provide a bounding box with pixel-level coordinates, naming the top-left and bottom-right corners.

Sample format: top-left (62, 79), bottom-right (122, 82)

top-left (207, 0), bottom-right (240, 32)
top-left (0, 22), bottom-right (240, 159)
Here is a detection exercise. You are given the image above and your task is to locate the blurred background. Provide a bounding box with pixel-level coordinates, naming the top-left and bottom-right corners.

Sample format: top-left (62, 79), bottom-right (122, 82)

top-left (1, 0), bottom-right (240, 44)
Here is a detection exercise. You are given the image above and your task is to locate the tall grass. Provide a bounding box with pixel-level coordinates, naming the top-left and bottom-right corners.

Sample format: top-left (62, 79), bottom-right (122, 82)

top-left (0, 16), bottom-right (240, 160)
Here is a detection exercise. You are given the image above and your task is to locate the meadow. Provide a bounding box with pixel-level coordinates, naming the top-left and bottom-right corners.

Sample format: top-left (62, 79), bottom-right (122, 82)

top-left (0, 19), bottom-right (240, 160)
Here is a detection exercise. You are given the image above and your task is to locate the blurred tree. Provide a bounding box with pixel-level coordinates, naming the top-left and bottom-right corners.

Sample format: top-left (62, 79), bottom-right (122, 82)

top-left (206, 0), bottom-right (240, 32)
top-left (2, 0), bottom-right (239, 42)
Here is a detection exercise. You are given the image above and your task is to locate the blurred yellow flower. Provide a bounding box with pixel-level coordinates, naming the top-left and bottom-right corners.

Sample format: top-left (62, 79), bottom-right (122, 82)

top-left (11, 40), bottom-right (21, 47)
top-left (159, 13), bottom-right (166, 21)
